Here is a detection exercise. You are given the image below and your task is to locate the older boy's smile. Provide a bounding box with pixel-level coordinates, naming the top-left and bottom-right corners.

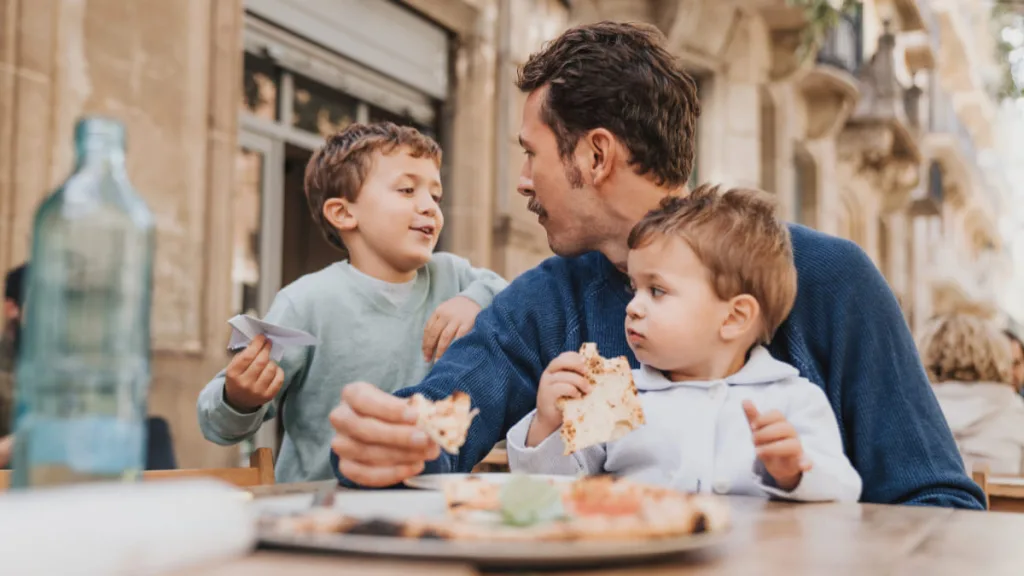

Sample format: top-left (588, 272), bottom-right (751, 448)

top-left (411, 223), bottom-right (436, 239)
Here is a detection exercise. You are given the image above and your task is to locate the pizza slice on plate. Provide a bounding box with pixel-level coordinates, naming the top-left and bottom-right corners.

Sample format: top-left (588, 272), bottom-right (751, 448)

top-left (558, 343), bottom-right (646, 455)
top-left (263, 475), bottom-right (730, 542)
top-left (408, 391), bottom-right (479, 454)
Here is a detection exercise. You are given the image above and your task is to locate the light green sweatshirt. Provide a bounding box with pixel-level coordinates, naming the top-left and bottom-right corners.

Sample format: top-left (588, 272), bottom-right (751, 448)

top-left (196, 253), bottom-right (508, 482)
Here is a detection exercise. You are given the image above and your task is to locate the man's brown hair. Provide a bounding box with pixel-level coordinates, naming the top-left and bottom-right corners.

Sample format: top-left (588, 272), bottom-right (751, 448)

top-left (516, 21), bottom-right (700, 188)
top-left (628, 185), bottom-right (797, 344)
top-left (303, 122), bottom-right (441, 251)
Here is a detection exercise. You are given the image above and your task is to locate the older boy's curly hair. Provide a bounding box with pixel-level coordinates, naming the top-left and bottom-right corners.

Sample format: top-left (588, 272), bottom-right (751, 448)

top-left (303, 122), bottom-right (441, 252)
top-left (918, 313), bottom-right (1015, 387)
top-left (627, 184), bottom-right (797, 344)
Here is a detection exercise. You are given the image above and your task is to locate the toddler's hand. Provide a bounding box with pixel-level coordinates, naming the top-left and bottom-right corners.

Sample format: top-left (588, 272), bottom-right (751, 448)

top-left (422, 296), bottom-right (481, 362)
top-left (743, 399), bottom-right (812, 492)
top-left (224, 335), bottom-right (284, 412)
top-left (526, 352), bottom-right (593, 447)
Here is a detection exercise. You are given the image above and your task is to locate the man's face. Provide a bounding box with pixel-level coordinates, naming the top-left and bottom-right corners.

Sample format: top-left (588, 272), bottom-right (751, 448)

top-left (517, 88), bottom-right (600, 257)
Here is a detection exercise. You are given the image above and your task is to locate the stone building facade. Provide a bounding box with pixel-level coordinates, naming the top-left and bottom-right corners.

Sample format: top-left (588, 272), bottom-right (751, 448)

top-left (0, 0), bottom-right (1012, 467)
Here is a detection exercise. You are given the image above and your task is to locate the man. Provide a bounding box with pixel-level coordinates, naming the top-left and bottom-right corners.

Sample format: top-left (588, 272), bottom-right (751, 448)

top-left (1, 263), bottom-right (27, 467)
top-left (327, 22), bottom-right (984, 508)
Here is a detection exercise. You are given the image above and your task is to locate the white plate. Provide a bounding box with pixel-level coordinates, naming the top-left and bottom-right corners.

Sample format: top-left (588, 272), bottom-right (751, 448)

top-left (402, 472), bottom-right (576, 491)
top-left (255, 490), bottom-right (730, 568)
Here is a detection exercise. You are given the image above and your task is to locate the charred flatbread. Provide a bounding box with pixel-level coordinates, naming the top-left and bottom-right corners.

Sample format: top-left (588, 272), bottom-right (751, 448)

top-left (558, 343), bottom-right (645, 454)
top-left (408, 391), bottom-right (479, 454)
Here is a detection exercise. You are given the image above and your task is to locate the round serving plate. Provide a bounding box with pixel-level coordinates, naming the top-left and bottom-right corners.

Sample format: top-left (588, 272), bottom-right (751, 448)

top-left (254, 489), bottom-right (730, 569)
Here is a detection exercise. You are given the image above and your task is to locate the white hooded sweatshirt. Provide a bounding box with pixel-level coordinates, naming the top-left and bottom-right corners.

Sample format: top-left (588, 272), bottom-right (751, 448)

top-left (932, 381), bottom-right (1024, 475)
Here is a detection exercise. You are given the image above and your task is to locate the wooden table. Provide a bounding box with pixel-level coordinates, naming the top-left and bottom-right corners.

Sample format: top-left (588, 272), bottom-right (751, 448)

top-left (182, 482), bottom-right (1024, 575)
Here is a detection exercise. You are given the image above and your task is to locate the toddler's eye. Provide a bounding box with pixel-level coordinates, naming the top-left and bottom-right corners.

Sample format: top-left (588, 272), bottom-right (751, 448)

top-left (650, 286), bottom-right (665, 298)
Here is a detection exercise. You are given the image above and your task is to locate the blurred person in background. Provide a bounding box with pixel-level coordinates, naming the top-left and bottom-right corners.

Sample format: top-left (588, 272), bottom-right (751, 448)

top-left (1003, 330), bottom-right (1024, 393)
top-left (921, 313), bottom-right (1024, 475)
top-left (1, 263), bottom-right (27, 467)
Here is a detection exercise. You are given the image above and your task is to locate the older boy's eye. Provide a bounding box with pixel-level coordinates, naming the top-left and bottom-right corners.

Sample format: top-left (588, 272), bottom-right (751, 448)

top-left (399, 187), bottom-right (415, 195)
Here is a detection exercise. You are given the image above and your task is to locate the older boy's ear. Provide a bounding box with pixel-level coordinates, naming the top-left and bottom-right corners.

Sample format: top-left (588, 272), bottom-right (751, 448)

top-left (323, 197), bottom-right (356, 232)
top-left (720, 294), bottom-right (760, 343)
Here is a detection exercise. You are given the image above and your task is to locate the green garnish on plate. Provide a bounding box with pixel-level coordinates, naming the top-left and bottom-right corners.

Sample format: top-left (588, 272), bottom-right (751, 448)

top-left (499, 473), bottom-right (565, 527)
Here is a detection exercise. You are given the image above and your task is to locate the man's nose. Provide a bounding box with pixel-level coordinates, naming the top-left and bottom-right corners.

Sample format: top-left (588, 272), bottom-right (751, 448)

top-left (516, 176), bottom-right (534, 197)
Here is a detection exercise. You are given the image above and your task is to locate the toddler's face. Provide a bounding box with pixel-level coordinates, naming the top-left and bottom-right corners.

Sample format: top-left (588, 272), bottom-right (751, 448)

top-left (349, 148), bottom-right (443, 272)
top-left (625, 236), bottom-right (731, 376)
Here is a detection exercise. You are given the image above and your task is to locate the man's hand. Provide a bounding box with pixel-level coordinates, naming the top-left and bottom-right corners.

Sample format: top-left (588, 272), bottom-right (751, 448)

top-left (743, 399), bottom-right (812, 492)
top-left (330, 382), bottom-right (442, 487)
top-left (526, 352), bottom-right (593, 447)
top-left (223, 335), bottom-right (284, 413)
top-left (422, 296), bottom-right (481, 362)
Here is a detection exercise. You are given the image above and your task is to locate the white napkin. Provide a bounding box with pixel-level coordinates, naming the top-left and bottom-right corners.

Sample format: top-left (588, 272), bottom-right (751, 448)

top-left (0, 479), bottom-right (256, 576)
top-left (227, 314), bottom-right (318, 362)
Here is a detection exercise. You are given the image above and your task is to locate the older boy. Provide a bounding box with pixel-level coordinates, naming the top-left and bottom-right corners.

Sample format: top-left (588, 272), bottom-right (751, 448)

top-left (197, 123), bottom-right (507, 482)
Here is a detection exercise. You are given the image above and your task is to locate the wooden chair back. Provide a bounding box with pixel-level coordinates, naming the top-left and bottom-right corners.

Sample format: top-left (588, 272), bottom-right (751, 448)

top-left (472, 447), bottom-right (509, 473)
top-left (973, 467), bottom-right (1024, 513)
top-left (0, 447), bottom-right (275, 491)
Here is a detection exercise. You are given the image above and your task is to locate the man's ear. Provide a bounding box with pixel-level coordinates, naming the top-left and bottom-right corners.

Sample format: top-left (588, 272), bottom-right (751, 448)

top-left (584, 128), bottom-right (618, 187)
top-left (323, 197), bottom-right (356, 233)
top-left (720, 294), bottom-right (761, 343)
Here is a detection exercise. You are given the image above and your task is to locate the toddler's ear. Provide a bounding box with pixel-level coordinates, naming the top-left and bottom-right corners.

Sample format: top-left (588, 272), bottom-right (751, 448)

top-left (323, 197), bottom-right (357, 232)
top-left (720, 294), bottom-right (760, 343)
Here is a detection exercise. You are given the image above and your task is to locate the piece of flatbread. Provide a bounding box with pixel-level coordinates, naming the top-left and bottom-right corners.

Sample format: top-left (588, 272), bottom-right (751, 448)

top-left (558, 343), bottom-right (645, 455)
top-left (408, 392), bottom-right (479, 454)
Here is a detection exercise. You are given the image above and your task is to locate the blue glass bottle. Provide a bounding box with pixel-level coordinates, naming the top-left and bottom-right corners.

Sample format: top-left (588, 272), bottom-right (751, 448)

top-left (10, 117), bottom-right (155, 488)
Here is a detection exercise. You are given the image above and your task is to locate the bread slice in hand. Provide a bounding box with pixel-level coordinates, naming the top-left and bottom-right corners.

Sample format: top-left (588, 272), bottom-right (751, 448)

top-left (409, 391), bottom-right (480, 454)
top-left (558, 343), bottom-right (645, 455)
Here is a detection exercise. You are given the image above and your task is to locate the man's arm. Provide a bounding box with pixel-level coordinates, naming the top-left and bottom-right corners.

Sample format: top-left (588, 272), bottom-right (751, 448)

top-left (333, 259), bottom-right (572, 486)
top-left (779, 230), bottom-right (985, 509)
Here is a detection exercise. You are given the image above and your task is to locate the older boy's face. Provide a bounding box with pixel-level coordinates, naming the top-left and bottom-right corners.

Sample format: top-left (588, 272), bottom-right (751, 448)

top-left (624, 236), bottom-right (731, 379)
top-left (348, 148), bottom-right (443, 274)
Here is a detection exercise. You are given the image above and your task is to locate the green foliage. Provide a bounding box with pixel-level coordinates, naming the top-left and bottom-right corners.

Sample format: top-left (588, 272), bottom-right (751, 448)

top-left (992, 5), bottom-right (1024, 100)
top-left (787, 0), bottom-right (862, 62)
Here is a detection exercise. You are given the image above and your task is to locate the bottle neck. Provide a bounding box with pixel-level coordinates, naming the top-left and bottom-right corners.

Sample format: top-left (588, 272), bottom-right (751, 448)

top-left (73, 117), bottom-right (127, 172)
top-left (75, 144), bottom-right (126, 171)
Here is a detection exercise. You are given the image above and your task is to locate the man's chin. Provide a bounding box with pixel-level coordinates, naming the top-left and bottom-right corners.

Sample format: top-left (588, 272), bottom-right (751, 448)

top-left (545, 232), bottom-right (589, 258)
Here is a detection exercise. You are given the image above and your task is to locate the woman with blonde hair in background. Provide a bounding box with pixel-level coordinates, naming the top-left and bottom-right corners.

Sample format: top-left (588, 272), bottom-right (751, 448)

top-left (921, 313), bottom-right (1024, 475)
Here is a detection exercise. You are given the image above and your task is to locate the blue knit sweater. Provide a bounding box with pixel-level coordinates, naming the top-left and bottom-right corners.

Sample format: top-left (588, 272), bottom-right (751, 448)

top-left (333, 225), bottom-right (985, 509)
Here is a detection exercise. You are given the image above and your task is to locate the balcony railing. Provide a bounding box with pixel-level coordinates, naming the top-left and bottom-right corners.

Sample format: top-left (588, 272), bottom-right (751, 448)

top-left (816, 8), bottom-right (863, 74)
top-left (928, 80), bottom-right (977, 166)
